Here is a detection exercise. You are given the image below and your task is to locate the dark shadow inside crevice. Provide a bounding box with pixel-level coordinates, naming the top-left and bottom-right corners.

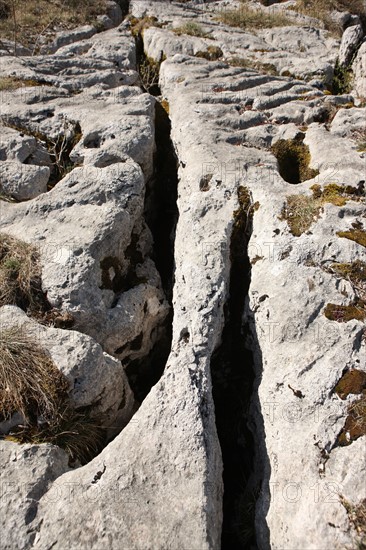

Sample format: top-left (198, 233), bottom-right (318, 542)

top-left (125, 99), bottom-right (178, 403)
top-left (211, 187), bottom-right (270, 549)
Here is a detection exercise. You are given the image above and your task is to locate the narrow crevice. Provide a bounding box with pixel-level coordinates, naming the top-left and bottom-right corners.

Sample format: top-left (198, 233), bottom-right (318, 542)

top-left (125, 35), bottom-right (179, 402)
top-left (211, 187), bottom-right (260, 549)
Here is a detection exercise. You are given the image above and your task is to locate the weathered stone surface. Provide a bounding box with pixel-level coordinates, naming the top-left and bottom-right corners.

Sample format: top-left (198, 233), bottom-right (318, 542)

top-left (338, 24), bottom-right (364, 67)
top-left (353, 40), bottom-right (366, 98)
top-left (0, 441), bottom-right (70, 550)
top-left (0, 160), bottom-right (49, 200)
top-left (0, 306), bottom-right (134, 428)
top-left (1, 1), bottom-right (365, 549)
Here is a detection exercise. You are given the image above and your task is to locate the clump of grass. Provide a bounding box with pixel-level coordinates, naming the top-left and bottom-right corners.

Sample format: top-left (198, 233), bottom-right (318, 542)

top-left (281, 184), bottom-right (363, 236)
top-left (0, 0), bottom-right (108, 51)
top-left (173, 20), bottom-right (209, 38)
top-left (330, 60), bottom-right (354, 95)
top-left (1, 326), bottom-right (105, 464)
top-left (281, 194), bottom-right (321, 236)
top-left (228, 56), bottom-right (278, 75)
top-left (0, 76), bottom-right (41, 91)
top-left (0, 326), bottom-right (69, 422)
top-left (0, 233), bottom-right (47, 314)
top-left (217, 4), bottom-right (296, 30)
top-left (272, 138), bottom-right (319, 184)
top-left (9, 405), bottom-right (105, 464)
top-left (128, 15), bottom-right (158, 37)
top-left (291, 0), bottom-right (366, 34)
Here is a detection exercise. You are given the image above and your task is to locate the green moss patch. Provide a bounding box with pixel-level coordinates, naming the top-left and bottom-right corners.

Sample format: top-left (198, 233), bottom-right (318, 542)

top-left (272, 138), bottom-right (319, 184)
top-left (337, 229), bottom-right (366, 248)
top-left (335, 369), bottom-right (366, 400)
top-left (195, 46), bottom-right (223, 61)
top-left (324, 302), bottom-right (366, 322)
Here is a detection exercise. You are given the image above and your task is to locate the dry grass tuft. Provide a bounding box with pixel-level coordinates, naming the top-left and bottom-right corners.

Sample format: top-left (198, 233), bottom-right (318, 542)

top-left (228, 56), bottom-right (278, 75)
top-left (217, 4), bottom-right (296, 30)
top-left (1, 326), bottom-right (105, 464)
top-left (173, 21), bottom-right (209, 38)
top-left (0, 326), bottom-right (68, 422)
top-left (0, 233), bottom-right (46, 314)
top-left (291, 0), bottom-right (365, 34)
top-left (10, 405), bottom-right (105, 464)
top-left (0, 0), bottom-right (108, 51)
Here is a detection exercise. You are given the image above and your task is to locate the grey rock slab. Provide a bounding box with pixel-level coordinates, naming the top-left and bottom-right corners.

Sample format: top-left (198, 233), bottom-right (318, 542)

top-left (0, 160), bottom-right (49, 200)
top-left (0, 126), bottom-right (37, 162)
top-left (0, 306), bottom-right (135, 428)
top-left (353, 41), bottom-right (366, 98)
top-left (0, 440), bottom-right (70, 550)
top-left (338, 24), bottom-right (364, 67)
top-left (34, 353), bottom-right (222, 550)
top-left (0, 162), bottom-right (168, 361)
top-left (159, 48), bottom-right (365, 549)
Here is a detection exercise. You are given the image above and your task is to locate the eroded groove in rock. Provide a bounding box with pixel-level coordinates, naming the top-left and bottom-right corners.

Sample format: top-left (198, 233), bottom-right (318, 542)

top-left (211, 187), bottom-right (258, 549)
top-left (126, 99), bottom-right (179, 403)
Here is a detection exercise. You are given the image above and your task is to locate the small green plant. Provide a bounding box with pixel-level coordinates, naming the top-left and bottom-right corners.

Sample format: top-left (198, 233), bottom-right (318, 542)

top-left (138, 55), bottom-right (161, 94)
top-left (217, 4), bottom-right (296, 30)
top-left (330, 60), bottom-right (354, 95)
top-left (173, 21), bottom-right (209, 38)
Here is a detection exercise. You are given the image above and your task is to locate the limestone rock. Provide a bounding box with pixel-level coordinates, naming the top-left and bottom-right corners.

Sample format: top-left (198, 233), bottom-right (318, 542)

top-left (338, 24), bottom-right (364, 67)
top-left (0, 160), bottom-right (50, 200)
top-left (353, 41), bottom-right (366, 98)
top-left (0, 306), bottom-right (134, 428)
top-left (0, 440), bottom-right (70, 550)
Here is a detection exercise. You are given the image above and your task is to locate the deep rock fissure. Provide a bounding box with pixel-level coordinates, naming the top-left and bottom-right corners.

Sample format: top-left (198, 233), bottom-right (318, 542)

top-left (124, 48), bottom-right (178, 403)
top-left (211, 188), bottom-right (259, 549)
